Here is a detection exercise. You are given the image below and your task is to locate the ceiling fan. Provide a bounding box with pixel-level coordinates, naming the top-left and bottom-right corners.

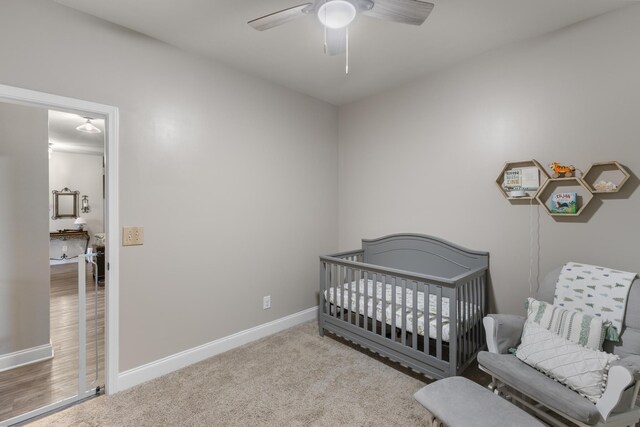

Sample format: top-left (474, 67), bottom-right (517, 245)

top-left (248, 0), bottom-right (434, 70)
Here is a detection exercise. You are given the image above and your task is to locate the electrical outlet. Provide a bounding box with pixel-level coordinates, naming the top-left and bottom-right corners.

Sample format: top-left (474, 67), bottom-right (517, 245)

top-left (263, 295), bottom-right (271, 310)
top-left (122, 226), bottom-right (144, 246)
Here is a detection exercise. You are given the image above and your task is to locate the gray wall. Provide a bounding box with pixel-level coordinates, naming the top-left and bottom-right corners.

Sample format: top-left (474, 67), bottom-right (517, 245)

top-left (0, 103), bottom-right (50, 356)
top-left (0, 0), bottom-right (338, 371)
top-left (338, 5), bottom-right (640, 315)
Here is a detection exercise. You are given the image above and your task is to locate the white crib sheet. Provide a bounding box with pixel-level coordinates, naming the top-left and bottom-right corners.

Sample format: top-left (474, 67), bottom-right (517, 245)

top-left (326, 279), bottom-right (479, 342)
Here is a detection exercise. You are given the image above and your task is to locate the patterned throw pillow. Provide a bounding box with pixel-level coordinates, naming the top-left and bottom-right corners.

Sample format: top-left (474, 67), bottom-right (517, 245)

top-left (516, 322), bottom-right (618, 403)
top-left (526, 298), bottom-right (609, 351)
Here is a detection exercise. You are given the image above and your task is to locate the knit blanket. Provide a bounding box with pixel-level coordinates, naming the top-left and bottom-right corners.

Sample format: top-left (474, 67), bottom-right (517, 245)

top-left (554, 262), bottom-right (636, 340)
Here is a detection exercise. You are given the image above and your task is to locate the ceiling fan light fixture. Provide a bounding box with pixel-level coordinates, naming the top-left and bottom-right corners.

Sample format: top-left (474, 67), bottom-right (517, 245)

top-left (76, 117), bottom-right (101, 134)
top-left (318, 0), bottom-right (356, 29)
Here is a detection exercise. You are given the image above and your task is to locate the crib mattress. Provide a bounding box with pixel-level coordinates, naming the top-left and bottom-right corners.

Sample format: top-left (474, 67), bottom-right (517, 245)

top-left (326, 279), bottom-right (479, 342)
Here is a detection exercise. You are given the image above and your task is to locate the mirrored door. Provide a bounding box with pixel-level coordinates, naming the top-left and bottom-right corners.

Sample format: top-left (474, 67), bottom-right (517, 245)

top-left (0, 102), bottom-right (103, 425)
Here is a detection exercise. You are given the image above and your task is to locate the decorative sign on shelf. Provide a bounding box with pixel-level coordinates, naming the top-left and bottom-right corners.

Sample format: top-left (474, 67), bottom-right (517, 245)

top-left (503, 169), bottom-right (522, 189)
top-left (503, 167), bottom-right (540, 191)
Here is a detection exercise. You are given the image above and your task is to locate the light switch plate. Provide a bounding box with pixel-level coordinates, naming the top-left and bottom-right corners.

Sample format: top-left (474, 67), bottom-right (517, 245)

top-left (122, 226), bottom-right (144, 246)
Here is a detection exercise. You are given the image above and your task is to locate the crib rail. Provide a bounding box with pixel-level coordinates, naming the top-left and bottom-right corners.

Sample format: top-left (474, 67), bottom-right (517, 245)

top-left (319, 252), bottom-right (487, 379)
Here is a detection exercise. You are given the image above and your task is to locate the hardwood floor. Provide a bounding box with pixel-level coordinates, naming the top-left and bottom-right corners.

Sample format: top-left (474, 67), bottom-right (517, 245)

top-left (0, 263), bottom-right (105, 422)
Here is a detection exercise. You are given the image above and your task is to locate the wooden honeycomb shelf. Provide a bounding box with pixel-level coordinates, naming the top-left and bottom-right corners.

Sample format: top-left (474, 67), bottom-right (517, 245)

top-left (535, 177), bottom-right (594, 217)
top-left (496, 159), bottom-right (548, 202)
top-left (582, 161), bottom-right (629, 194)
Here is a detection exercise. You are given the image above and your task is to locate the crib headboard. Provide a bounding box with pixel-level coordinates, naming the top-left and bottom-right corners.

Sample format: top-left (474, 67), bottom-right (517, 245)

top-left (361, 234), bottom-right (489, 280)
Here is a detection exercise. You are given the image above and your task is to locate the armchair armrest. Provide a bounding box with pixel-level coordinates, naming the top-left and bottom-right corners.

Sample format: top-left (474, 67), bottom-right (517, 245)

top-left (613, 355), bottom-right (640, 381)
top-left (483, 314), bottom-right (525, 354)
top-left (596, 356), bottom-right (640, 421)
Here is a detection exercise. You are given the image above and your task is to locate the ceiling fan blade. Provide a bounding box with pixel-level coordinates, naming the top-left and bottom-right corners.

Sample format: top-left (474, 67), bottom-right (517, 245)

top-left (248, 3), bottom-right (312, 31)
top-left (325, 27), bottom-right (347, 56)
top-left (363, 0), bottom-right (434, 26)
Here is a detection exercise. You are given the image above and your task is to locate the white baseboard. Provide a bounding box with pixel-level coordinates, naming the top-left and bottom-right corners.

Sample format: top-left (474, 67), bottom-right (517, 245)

top-left (0, 342), bottom-right (54, 372)
top-left (117, 306), bottom-right (318, 392)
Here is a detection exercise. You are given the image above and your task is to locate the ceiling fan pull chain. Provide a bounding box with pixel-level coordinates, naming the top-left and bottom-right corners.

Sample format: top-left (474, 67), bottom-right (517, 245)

top-left (345, 26), bottom-right (349, 74)
top-left (323, 0), bottom-right (327, 54)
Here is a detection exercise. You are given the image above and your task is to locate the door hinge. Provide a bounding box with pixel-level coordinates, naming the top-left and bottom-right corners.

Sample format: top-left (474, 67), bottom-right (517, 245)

top-left (107, 262), bottom-right (110, 271)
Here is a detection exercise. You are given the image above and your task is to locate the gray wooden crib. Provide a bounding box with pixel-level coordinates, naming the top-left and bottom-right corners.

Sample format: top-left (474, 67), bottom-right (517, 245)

top-left (319, 234), bottom-right (489, 379)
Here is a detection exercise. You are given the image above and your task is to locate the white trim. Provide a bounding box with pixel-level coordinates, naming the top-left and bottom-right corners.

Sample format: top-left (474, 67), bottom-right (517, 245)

top-left (0, 83), bottom-right (119, 395)
top-left (0, 342), bottom-right (53, 373)
top-left (104, 90), bottom-right (120, 395)
top-left (118, 306), bottom-right (318, 391)
top-left (1, 389), bottom-right (98, 426)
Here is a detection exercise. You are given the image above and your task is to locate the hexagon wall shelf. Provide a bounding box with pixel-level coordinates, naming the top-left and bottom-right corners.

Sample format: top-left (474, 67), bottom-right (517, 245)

top-left (582, 161), bottom-right (630, 194)
top-left (496, 159), bottom-right (549, 201)
top-left (535, 177), bottom-right (594, 217)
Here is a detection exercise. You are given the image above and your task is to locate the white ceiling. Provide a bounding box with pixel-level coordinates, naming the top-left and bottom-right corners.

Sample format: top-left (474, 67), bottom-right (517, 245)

top-left (54, 0), bottom-right (637, 105)
top-left (49, 110), bottom-right (105, 156)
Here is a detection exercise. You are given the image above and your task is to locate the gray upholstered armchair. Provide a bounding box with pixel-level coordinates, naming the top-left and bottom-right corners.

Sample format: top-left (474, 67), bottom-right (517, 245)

top-left (478, 267), bottom-right (640, 427)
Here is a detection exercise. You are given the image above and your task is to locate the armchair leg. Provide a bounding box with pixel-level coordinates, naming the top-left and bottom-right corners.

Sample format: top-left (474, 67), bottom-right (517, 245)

top-left (488, 377), bottom-right (505, 396)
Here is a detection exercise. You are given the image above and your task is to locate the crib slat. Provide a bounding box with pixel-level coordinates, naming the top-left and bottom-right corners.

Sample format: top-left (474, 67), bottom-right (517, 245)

top-left (473, 277), bottom-right (482, 352)
top-left (335, 264), bottom-right (340, 320)
top-left (435, 285), bottom-right (442, 360)
top-left (480, 276), bottom-right (487, 346)
top-left (460, 282), bottom-right (469, 364)
top-left (479, 277), bottom-right (484, 347)
top-left (381, 275), bottom-right (387, 338)
top-left (458, 284), bottom-right (462, 362)
top-left (337, 265), bottom-right (342, 321)
top-left (372, 272), bottom-right (377, 335)
top-left (324, 262), bottom-right (330, 317)
top-left (447, 286), bottom-right (457, 376)
top-left (423, 283), bottom-right (429, 355)
top-left (401, 279), bottom-right (406, 346)
top-left (330, 264), bottom-right (336, 318)
top-left (347, 268), bottom-right (352, 324)
top-left (475, 277), bottom-right (482, 350)
top-left (338, 264), bottom-right (344, 320)
top-left (412, 281), bottom-right (418, 350)
top-left (466, 280), bottom-right (476, 357)
top-left (460, 283), bottom-right (469, 364)
top-left (461, 281), bottom-right (465, 360)
top-left (467, 280), bottom-right (476, 355)
top-left (471, 279), bottom-right (476, 355)
top-left (391, 276), bottom-right (397, 333)
top-left (339, 267), bottom-right (347, 320)
top-left (463, 280), bottom-right (468, 360)
top-left (342, 265), bottom-right (348, 321)
top-left (460, 285), bottom-right (464, 363)
top-left (355, 269), bottom-right (361, 328)
top-left (364, 271), bottom-right (369, 330)
top-left (470, 278), bottom-right (475, 356)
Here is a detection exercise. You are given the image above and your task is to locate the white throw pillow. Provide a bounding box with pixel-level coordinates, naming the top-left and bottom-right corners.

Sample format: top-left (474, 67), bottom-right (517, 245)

top-left (526, 297), bottom-right (609, 351)
top-left (516, 322), bottom-right (619, 403)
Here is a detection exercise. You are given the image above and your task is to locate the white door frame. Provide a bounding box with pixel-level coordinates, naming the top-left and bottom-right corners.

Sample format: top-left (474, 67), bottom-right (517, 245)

top-left (0, 83), bottom-right (120, 395)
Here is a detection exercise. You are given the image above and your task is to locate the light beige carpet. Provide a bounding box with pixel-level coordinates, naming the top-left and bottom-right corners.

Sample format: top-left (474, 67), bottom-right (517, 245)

top-left (27, 322), bottom-right (489, 426)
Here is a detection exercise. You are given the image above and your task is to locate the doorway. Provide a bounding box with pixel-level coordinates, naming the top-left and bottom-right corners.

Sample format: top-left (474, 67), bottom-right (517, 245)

top-left (0, 84), bottom-right (119, 425)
